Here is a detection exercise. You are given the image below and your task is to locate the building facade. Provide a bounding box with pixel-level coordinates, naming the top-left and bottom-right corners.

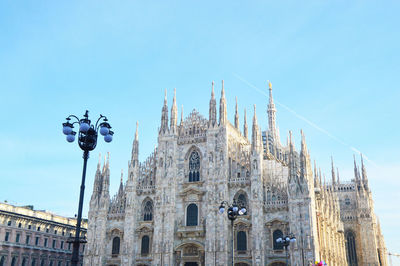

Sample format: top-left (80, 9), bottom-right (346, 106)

top-left (0, 202), bottom-right (87, 266)
top-left (84, 81), bottom-right (387, 266)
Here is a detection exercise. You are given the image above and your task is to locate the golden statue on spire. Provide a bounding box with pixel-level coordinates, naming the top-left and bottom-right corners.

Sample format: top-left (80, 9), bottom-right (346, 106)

top-left (268, 80), bottom-right (272, 89)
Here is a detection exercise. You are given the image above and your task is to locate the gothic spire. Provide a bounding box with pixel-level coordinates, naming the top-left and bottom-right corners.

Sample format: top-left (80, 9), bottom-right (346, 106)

top-left (267, 81), bottom-right (277, 142)
top-left (160, 89), bottom-right (169, 134)
top-left (300, 130), bottom-right (310, 180)
top-left (252, 105), bottom-right (261, 151)
top-left (361, 154), bottom-right (369, 189)
top-left (336, 167), bottom-right (340, 184)
top-left (353, 154), bottom-right (360, 181)
top-left (170, 88), bottom-right (178, 132)
top-left (97, 152), bottom-right (101, 170)
top-left (118, 169), bottom-right (124, 196)
top-left (234, 97), bottom-right (239, 130)
top-left (131, 121), bottom-right (139, 167)
top-left (209, 81), bottom-right (217, 127)
top-left (219, 80), bottom-right (227, 125)
top-left (243, 108), bottom-right (248, 139)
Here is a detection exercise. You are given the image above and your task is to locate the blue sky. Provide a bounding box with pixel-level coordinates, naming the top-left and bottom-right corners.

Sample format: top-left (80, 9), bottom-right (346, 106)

top-left (1, 0), bottom-right (399, 261)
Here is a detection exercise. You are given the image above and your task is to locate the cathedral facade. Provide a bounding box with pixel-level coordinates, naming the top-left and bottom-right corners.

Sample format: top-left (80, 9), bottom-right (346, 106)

top-left (84, 81), bottom-right (387, 266)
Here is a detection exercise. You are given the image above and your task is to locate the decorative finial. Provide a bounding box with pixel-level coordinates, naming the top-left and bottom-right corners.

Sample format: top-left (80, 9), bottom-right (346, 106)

top-left (212, 81), bottom-right (215, 97)
top-left (135, 121), bottom-right (139, 141)
top-left (164, 89), bottom-right (167, 103)
top-left (181, 105), bottom-right (184, 124)
top-left (268, 80), bottom-right (272, 90)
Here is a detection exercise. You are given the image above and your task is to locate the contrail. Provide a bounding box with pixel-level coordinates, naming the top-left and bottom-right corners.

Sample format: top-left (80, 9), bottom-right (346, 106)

top-left (233, 73), bottom-right (377, 167)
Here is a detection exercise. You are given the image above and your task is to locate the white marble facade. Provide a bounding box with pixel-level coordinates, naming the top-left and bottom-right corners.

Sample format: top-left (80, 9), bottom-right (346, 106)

top-left (84, 82), bottom-right (387, 266)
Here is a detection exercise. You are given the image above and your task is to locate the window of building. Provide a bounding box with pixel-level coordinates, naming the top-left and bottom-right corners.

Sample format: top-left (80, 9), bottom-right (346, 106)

top-left (53, 239), bottom-right (56, 248)
top-left (58, 261), bottom-right (62, 266)
top-left (18, 223), bottom-right (22, 228)
top-left (273, 230), bottom-right (284, 250)
top-left (44, 238), bottom-right (48, 247)
top-left (345, 198), bottom-right (351, 205)
top-left (28, 224), bottom-right (32, 230)
top-left (54, 230), bottom-right (57, 235)
top-left (46, 228), bottom-right (49, 233)
top-left (37, 226), bottom-right (40, 231)
top-left (60, 241), bottom-right (64, 249)
top-left (237, 231), bottom-right (247, 251)
top-left (68, 243), bottom-right (71, 250)
top-left (62, 231), bottom-right (65, 236)
top-left (5, 232), bottom-right (9, 241)
top-left (186, 203), bottom-right (198, 226)
top-left (141, 235), bottom-right (150, 255)
top-left (26, 235), bottom-right (30, 245)
top-left (188, 151), bottom-right (200, 182)
top-left (31, 258), bottom-right (36, 266)
top-left (7, 220), bottom-right (11, 226)
top-left (0, 256), bottom-right (5, 266)
top-left (16, 233), bottom-right (20, 243)
top-left (143, 200), bottom-right (153, 221)
top-left (35, 236), bottom-right (39, 246)
top-left (49, 261), bottom-right (53, 266)
top-left (346, 231), bottom-right (358, 266)
top-left (112, 236), bottom-right (120, 255)
top-left (22, 258), bottom-right (27, 266)
top-left (40, 260), bottom-right (45, 266)
top-left (11, 257), bottom-right (16, 266)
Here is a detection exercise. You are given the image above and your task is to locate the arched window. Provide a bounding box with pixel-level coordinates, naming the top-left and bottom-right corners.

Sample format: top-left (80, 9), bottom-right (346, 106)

top-left (141, 235), bottom-right (150, 255)
top-left (346, 231), bottom-right (358, 266)
top-left (186, 203), bottom-right (198, 226)
top-left (143, 200), bottom-right (153, 221)
top-left (112, 236), bottom-right (120, 255)
top-left (273, 230), bottom-right (284, 250)
top-left (237, 231), bottom-right (247, 251)
top-left (237, 194), bottom-right (247, 209)
top-left (189, 151), bottom-right (200, 182)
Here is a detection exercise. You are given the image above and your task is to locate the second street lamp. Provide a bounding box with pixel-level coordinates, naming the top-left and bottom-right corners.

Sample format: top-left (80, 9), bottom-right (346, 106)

top-left (62, 110), bottom-right (113, 266)
top-left (276, 234), bottom-right (296, 266)
top-left (218, 200), bottom-right (247, 266)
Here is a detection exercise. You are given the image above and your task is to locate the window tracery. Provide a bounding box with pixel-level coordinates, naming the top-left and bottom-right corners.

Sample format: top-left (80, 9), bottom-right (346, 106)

top-left (189, 151), bottom-right (200, 182)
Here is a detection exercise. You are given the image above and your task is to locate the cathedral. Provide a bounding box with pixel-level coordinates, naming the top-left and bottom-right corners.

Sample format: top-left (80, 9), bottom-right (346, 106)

top-left (84, 81), bottom-right (388, 266)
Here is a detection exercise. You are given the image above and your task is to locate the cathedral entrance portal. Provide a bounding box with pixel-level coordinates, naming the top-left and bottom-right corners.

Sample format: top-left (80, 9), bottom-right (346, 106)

top-left (184, 263), bottom-right (198, 266)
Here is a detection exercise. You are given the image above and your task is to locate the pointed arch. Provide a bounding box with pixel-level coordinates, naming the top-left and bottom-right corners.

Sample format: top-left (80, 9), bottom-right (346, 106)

top-left (234, 190), bottom-right (249, 214)
top-left (345, 230), bottom-right (358, 266)
top-left (112, 236), bottom-right (120, 255)
top-left (142, 197), bottom-right (154, 221)
top-left (273, 229), bottom-right (284, 250)
top-left (186, 203), bottom-right (198, 226)
top-left (185, 146), bottom-right (202, 182)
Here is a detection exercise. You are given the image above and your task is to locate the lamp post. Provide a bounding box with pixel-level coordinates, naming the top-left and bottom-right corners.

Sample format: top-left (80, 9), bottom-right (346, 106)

top-left (276, 234), bottom-right (296, 266)
top-left (62, 110), bottom-right (113, 266)
top-left (218, 200), bottom-right (247, 266)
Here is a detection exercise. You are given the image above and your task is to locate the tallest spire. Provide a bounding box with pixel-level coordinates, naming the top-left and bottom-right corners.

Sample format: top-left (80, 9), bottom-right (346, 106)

top-left (267, 81), bottom-right (277, 142)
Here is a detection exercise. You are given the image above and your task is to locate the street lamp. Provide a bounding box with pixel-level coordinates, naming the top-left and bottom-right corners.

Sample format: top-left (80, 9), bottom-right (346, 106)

top-left (276, 234), bottom-right (296, 266)
top-left (218, 200), bottom-right (247, 266)
top-left (62, 110), bottom-right (113, 266)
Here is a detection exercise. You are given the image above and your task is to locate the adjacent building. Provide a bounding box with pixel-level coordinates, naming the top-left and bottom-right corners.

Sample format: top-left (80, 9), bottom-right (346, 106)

top-left (0, 202), bottom-right (87, 266)
top-left (84, 81), bottom-right (387, 266)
